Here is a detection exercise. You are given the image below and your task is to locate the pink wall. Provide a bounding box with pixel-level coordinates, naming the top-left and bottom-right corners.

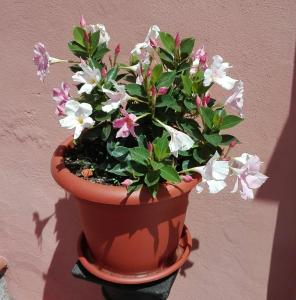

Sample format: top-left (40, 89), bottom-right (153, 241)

top-left (0, 0), bottom-right (295, 299)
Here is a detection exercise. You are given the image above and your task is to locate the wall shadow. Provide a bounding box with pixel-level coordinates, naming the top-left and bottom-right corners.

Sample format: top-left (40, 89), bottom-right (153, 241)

top-left (33, 194), bottom-right (104, 300)
top-left (257, 48), bottom-right (296, 300)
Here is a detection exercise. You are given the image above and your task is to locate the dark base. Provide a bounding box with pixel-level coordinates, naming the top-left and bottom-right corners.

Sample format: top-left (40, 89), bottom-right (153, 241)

top-left (72, 261), bottom-right (178, 300)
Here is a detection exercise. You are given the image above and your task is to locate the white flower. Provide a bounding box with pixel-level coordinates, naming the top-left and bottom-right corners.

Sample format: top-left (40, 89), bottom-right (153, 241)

top-left (225, 80), bottom-right (244, 117)
top-left (102, 81), bottom-right (130, 112)
top-left (59, 100), bottom-right (95, 139)
top-left (193, 152), bottom-right (230, 194)
top-left (87, 23), bottom-right (110, 45)
top-left (203, 55), bottom-right (237, 90)
top-left (72, 62), bottom-right (101, 94)
top-left (231, 153), bottom-right (268, 200)
top-left (157, 120), bottom-right (194, 157)
top-left (131, 25), bottom-right (160, 64)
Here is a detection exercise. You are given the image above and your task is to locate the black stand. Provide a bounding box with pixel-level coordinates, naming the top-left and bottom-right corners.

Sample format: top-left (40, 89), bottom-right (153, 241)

top-left (72, 261), bottom-right (179, 300)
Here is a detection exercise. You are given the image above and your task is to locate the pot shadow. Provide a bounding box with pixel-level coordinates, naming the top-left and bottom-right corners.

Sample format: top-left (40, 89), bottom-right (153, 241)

top-left (33, 194), bottom-right (104, 300)
top-left (179, 238), bottom-right (199, 277)
top-left (257, 47), bottom-right (296, 300)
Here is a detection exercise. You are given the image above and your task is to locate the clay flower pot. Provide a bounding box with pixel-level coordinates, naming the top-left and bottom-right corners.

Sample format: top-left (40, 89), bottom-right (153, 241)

top-left (51, 136), bottom-right (201, 277)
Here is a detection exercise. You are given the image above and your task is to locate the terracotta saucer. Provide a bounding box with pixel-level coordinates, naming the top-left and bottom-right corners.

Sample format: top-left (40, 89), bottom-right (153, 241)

top-left (77, 225), bottom-right (192, 285)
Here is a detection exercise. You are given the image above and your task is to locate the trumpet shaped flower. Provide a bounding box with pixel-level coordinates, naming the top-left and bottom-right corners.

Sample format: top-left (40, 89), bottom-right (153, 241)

top-left (231, 153), bottom-right (268, 200)
top-left (158, 121), bottom-right (194, 157)
top-left (87, 23), bottom-right (110, 45)
top-left (59, 100), bottom-right (95, 139)
top-left (52, 82), bottom-right (71, 116)
top-left (113, 109), bottom-right (138, 138)
top-left (203, 55), bottom-right (237, 90)
top-left (190, 45), bottom-right (207, 74)
top-left (225, 80), bottom-right (244, 117)
top-left (102, 81), bottom-right (130, 112)
top-left (72, 62), bottom-right (101, 94)
top-left (193, 152), bottom-right (230, 194)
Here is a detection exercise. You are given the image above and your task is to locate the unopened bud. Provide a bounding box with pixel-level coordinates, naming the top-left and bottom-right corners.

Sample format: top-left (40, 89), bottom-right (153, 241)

top-left (151, 86), bottom-right (157, 97)
top-left (121, 179), bottom-right (133, 187)
top-left (101, 66), bottom-right (107, 78)
top-left (80, 15), bottom-right (87, 27)
top-left (181, 175), bottom-right (193, 182)
top-left (147, 142), bottom-right (153, 153)
top-left (175, 33), bottom-right (181, 48)
top-left (202, 92), bottom-right (210, 106)
top-left (115, 44), bottom-right (120, 56)
top-left (230, 140), bottom-right (237, 148)
top-left (147, 67), bottom-right (152, 78)
top-left (158, 87), bottom-right (168, 95)
top-left (195, 95), bottom-right (202, 108)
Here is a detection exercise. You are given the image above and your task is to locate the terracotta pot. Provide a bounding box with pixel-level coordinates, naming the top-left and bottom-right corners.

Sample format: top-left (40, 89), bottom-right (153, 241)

top-left (51, 136), bottom-right (201, 275)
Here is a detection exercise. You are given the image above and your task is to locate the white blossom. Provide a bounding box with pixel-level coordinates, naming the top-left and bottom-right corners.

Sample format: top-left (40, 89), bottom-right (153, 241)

top-left (225, 80), bottom-right (244, 117)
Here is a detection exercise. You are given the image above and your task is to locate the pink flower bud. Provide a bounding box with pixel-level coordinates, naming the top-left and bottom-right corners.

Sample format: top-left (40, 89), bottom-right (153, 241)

top-left (196, 95), bottom-right (202, 108)
top-left (121, 179), bottom-right (133, 187)
top-left (151, 86), bottom-right (157, 97)
top-left (202, 91), bottom-right (210, 106)
top-left (80, 15), bottom-right (87, 27)
top-left (150, 38), bottom-right (158, 49)
top-left (101, 66), bottom-right (107, 78)
top-left (181, 175), bottom-right (193, 182)
top-left (158, 87), bottom-right (168, 95)
top-left (230, 139), bottom-right (237, 148)
top-left (175, 33), bottom-right (181, 48)
top-left (83, 31), bottom-right (90, 43)
top-left (147, 67), bottom-right (152, 78)
top-left (147, 142), bottom-right (153, 153)
top-left (115, 44), bottom-right (120, 56)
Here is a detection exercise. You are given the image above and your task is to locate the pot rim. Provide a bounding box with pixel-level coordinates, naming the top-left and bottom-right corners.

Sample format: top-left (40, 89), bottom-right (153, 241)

top-left (51, 136), bottom-right (201, 205)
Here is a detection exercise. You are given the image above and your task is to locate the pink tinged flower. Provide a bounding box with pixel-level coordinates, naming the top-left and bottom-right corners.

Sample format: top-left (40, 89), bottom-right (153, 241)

top-left (147, 67), bottom-right (152, 78)
top-left (175, 33), bottom-right (181, 48)
top-left (157, 120), bottom-right (194, 157)
top-left (102, 81), bottom-right (130, 112)
top-left (86, 23), bottom-right (110, 45)
top-left (224, 80), bottom-right (244, 117)
top-left (59, 100), bottom-right (95, 139)
top-left (72, 62), bottom-right (101, 94)
top-left (193, 152), bottom-right (230, 194)
top-left (33, 43), bottom-right (50, 81)
top-left (158, 87), bottom-right (168, 95)
top-left (190, 46), bottom-right (207, 74)
top-left (203, 55), bottom-right (237, 90)
top-left (113, 109), bottom-right (139, 138)
top-left (80, 15), bottom-right (87, 27)
top-left (52, 82), bottom-right (71, 116)
top-left (202, 91), bottom-right (210, 106)
top-left (231, 153), bottom-right (268, 200)
top-left (196, 95), bottom-right (202, 108)
top-left (149, 38), bottom-right (158, 49)
top-left (181, 175), bottom-right (193, 182)
top-left (121, 179), bottom-right (133, 187)
top-left (115, 44), bottom-right (120, 56)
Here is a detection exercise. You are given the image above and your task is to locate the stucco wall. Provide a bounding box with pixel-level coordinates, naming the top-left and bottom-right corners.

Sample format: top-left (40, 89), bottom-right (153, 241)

top-left (0, 0), bottom-right (295, 299)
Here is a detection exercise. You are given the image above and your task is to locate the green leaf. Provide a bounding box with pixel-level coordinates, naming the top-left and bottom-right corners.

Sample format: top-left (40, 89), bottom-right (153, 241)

top-left (160, 165), bottom-right (181, 183)
top-left (107, 67), bottom-right (118, 81)
top-left (200, 107), bottom-right (214, 129)
top-left (153, 135), bottom-right (170, 161)
top-left (90, 31), bottom-right (100, 53)
top-left (93, 43), bottom-right (109, 60)
top-left (108, 145), bottom-right (129, 158)
top-left (144, 170), bottom-right (160, 187)
top-left (73, 27), bottom-right (86, 47)
top-left (107, 163), bottom-right (128, 176)
top-left (130, 147), bottom-right (149, 165)
top-left (156, 94), bottom-right (181, 112)
top-left (179, 119), bottom-right (203, 141)
top-left (203, 133), bottom-right (222, 146)
top-left (99, 123), bottom-right (111, 141)
top-left (150, 160), bottom-right (165, 170)
top-left (127, 181), bottom-right (143, 194)
top-left (181, 74), bottom-right (192, 95)
top-left (180, 38), bottom-right (195, 57)
top-left (220, 135), bottom-right (240, 146)
top-left (151, 64), bottom-right (163, 83)
top-left (193, 145), bottom-right (216, 164)
top-left (156, 72), bottom-right (176, 89)
top-left (213, 109), bottom-right (226, 129)
top-left (68, 41), bottom-right (87, 58)
top-left (158, 48), bottom-right (175, 69)
top-left (159, 32), bottom-right (175, 53)
top-left (147, 184), bottom-right (159, 198)
top-left (184, 98), bottom-right (197, 111)
top-left (220, 115), bottom-right (243, 130)
top-left (126, 83), bottom-right (147, 98)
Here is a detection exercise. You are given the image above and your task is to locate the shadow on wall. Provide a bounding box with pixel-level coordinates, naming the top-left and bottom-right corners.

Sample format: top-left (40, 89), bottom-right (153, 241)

top-left (257, 47), bottom-right (296, 300)
top-left (33, 194), bottom-right (104, 300)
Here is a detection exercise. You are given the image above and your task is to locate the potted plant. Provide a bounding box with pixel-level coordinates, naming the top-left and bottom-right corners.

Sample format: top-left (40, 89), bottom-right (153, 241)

top-left (33, 17), bottom-right (268, 283)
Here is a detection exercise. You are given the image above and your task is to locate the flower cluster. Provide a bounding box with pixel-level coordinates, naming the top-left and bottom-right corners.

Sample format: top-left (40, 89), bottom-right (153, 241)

top-left (33, 17), bottom-right (267, 199)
